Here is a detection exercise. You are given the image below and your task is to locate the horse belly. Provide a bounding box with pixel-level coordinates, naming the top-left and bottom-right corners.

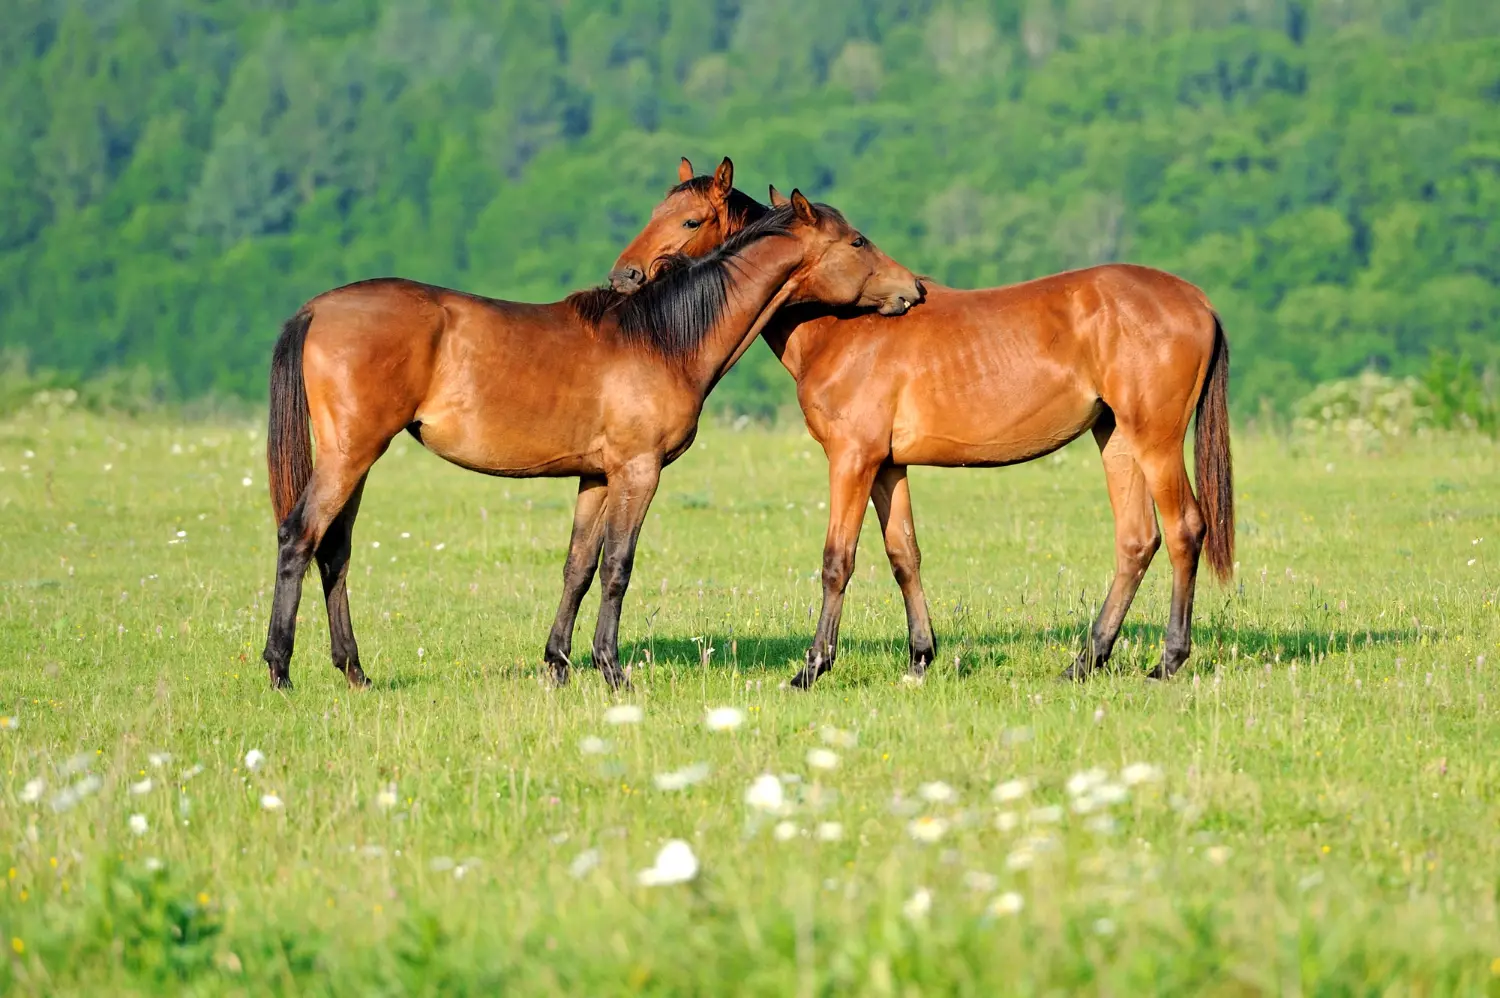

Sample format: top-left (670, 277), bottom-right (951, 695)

top-left (890, 385), bottom-right (1100, 468)
top-left (414, 389), bottom-right (601, 478)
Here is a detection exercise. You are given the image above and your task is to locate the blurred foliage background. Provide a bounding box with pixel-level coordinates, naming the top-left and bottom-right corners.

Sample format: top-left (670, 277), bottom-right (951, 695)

top-left (2, 0), bottom-right (1498, 421)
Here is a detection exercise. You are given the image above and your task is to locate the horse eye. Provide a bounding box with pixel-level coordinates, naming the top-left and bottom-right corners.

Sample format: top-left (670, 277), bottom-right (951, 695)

top-left (851, 236), bottom-right (866, 248)
top-left (683, 218), bottom-right (702, 229)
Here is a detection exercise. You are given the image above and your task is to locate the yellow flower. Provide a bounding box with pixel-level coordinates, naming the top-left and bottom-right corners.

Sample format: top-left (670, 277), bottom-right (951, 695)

top-left (1489, 957), bottom-right (1500, 976)
top-left (197, 892), bottom-right (210, 906)
top-left (10, 938), bottom-right (22, 955)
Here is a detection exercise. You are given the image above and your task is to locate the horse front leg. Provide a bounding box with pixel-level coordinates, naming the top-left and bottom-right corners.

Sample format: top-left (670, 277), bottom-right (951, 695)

top-left (792, 451), bottom-right (881, 689)
top-left (870, 464), bottom-right (936, 678)
top-left (543, 476), bottom-right (608, 686)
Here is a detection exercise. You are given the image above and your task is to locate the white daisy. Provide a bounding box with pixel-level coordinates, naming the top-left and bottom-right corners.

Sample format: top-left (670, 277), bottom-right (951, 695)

top-left (637, 840), bottom-right (698, 886)
top-left (806, 748), bottom-right (839, 771)
top-left (917, 781), bottom-right (957, 804)
top-left (989, 891), bottom-right (1025, 916)
top-left (244, 749), bottom-right (266, 772)
top-left (604, 705), bottom-right (643, 725)
top-left (704, 707), bottom-right (745, 732)
top-left (745, 774), bottom-right (785, 814)
top-left (128, 813), bottom-right (149, 836)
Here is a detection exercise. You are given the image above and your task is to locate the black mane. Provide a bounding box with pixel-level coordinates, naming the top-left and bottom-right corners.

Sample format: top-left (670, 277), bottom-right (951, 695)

top-left (569, 203), bottom-right (814, 359)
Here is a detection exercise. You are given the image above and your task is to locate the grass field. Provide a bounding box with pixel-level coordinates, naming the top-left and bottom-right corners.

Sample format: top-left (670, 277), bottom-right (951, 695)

top-left (1, 410), bottom-right (1497, 995)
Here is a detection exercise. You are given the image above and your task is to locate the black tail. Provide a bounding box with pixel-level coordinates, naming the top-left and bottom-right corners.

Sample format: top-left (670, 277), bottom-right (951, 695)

top-left (1194, 313), bottom-right (1234, 583)
top-left (267, 311), bottom-right (313, 524)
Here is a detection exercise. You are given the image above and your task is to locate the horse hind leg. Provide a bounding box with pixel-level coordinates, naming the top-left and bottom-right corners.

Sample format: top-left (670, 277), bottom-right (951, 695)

top-left (316, 475), bottom-right (371, 688)
top-left (263, 451), bottom-right (383, 689)
top-left (870, 464), bottom-right (936, 677)
top-left (1062, 415), bottom-right (1160, 681)
top-left (1135, 441), bottom-right (1206, 680)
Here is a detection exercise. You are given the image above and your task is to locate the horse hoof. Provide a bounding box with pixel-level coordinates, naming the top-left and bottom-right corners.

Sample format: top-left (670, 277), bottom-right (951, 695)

top-left (1145, 666), bottom-right (1169, 681)
top-left (600, 666), bottom-right (629, 691)
top-left (269, 673), bottom-right (293, 691)
top-left (789, 668), bottom-right (818, 690)
top-left (1058, 663), bottom-right (1088, 683)
top-left (345, 668), bottom-right (372, 689)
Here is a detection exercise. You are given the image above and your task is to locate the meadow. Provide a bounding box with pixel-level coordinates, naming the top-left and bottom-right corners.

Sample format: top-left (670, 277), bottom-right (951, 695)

top-left (0, 410), bottom-right (1496, 995)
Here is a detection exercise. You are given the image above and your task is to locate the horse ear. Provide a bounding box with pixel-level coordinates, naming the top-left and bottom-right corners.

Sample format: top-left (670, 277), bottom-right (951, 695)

top-left (790, 189), bottom-right (817, 224)
top-left (768, 185), bottom-right (790, 207)
top-left (710, 157), bottom-right (734, 201)
top-left (678, 157), bottom-right (694, 183)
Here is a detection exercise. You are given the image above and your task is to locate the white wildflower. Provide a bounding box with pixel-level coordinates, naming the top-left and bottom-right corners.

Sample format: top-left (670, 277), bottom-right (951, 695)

top-left (653, 763), bottom-right (710, 792)
top-left (704, 707), bottom-right (745, 732)
top-left (375, 784), bottom-right (398, 810)
top-left (902, 887), bottom-right (932, 921)
top-left (773, 821), bottom-right (799, 842)
top-left (1206, 845), bottom-right (1232, 866)
top-left (1093, 783), bottom-right (1129, 805)
top-left (989, 891), bottom-right (1025, 917)
top-left (637, 839), bottom-right (698, 886)
top-left (816, 822), bottom-right (844, 843)
top-left (806, 748), bottom-right (839, 771)
top-left (963, 870), bottom-right (999, 893)
top-left (745, 774), bottom-right (785, 814)
top-left (20, 778), bottom-right (44, 803)
top-left (907, 815), bottom-right (949, 844)
top-left (579, 736), bottom-right (609, 755)
top-left (995, 811), bottom-right (1019, 833)
top-left (128, 813), bottom-right (149, 836)
top-left (569, 848), bottom-right (601, 879)
top-left (147, 752), bottom-right (171, 768)
top-left (819, 726), bottom-right (857, 748)
top-left (260, 793), bottom-right (284, 811)
top-left (244, 749), bottom-right (266, 772)
top-left (1121, 762), bottom-right (1163, 786)
top-left (144, 857), bottom-right (164, 872)
top-left (1005, 848), bottom-right (1035, 871)
top-left (992, 778), bottom-right (1031, 803)
top-left (917, 781), bottom-right (957, 804)
top-left (604, 705), bottom-right (643, 725)
top-left (1066, 768), bottom-right (1107, 797)
top-left (129, 778), bottom-right (153, 795)
top-left (1028, 805), bottom-right (1064, 825)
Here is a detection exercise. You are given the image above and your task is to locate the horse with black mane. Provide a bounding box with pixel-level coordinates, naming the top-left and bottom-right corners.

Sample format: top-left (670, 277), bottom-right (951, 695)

top-left (261, 191), bottom-right (921, 690)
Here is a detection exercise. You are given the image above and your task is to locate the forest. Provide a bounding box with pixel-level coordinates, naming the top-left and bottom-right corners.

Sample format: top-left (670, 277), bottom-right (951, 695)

top-left (2, 0), bottom-right (1498, 417)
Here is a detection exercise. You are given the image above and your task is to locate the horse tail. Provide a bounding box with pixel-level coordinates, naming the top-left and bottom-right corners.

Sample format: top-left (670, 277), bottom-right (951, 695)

top-left (267, 310), bottom-right (314, 525)
top-left (1195, 312), bottom-right (1234, 584)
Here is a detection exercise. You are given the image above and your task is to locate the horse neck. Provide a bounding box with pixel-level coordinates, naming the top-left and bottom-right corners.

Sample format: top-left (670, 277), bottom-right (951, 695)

top-left (684, 235), bottom-right (800, 395)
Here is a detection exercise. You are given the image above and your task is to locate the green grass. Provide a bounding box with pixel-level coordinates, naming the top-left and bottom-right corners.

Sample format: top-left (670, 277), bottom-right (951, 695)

top-left (1, 411), bottom-right (1497, 995)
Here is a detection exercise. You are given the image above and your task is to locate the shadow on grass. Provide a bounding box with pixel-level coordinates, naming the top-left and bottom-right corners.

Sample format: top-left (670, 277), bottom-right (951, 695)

top-left (613, 622), bottom-right (1420, 681)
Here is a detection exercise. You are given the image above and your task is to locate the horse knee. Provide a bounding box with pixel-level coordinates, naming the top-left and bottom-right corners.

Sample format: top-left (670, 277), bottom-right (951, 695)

top-left (1119, 531), bottom-right (1159, 569)
top-left (599, 555), bottom-right (632, 601)
top-left (821, 547), bottom-right (855, 592)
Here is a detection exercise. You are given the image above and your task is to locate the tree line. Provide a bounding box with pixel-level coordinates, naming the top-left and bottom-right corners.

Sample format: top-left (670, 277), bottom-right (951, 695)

top-left (2, 0), bottom-right (1497, 417)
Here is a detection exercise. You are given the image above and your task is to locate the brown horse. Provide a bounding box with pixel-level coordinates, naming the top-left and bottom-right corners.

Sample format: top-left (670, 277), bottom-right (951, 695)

top-left (611, 161), bottom-right (1233, 686)
top-left (261, 191), bottom-right (921, 690)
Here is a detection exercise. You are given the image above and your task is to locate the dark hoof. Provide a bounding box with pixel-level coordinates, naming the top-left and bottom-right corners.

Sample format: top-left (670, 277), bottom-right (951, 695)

top-left (344, 666), bottom-right (372, 689)
top-left (789, 667), bottom-right (817, 690)
top-left (1145, 665), bottom-right (1170, 681)
top-left (599, 664), bottom-right (629, 691)
top-left (269, 672), bottom-right (293, 691)
top-left (909, 650), bottom-right (932, 679)
top-left (546, 659), bottom-right (571, 687)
